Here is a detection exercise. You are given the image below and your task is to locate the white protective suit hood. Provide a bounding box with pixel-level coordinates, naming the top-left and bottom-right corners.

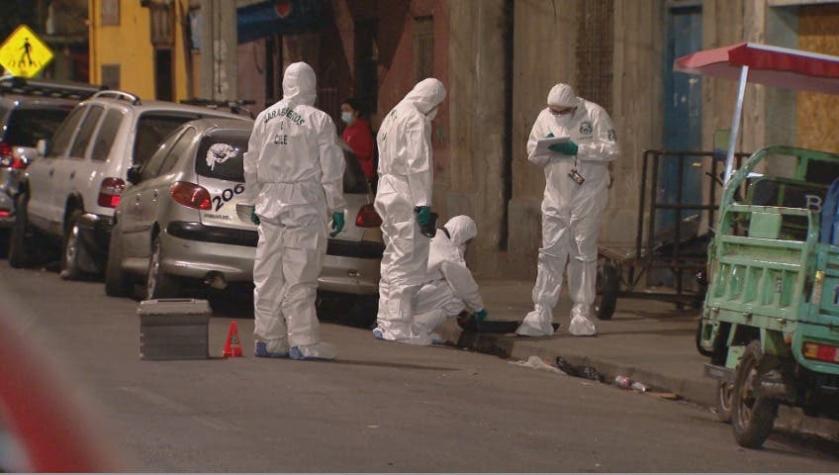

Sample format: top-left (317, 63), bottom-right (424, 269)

top-left (401, 78), bottom-right (447, 116)
top-left (282, 62), bottom-right (317, 107)
top-left (444, 215), bottom-right (477, 253)
top-left (413, 214), bottom-right (485, 337)
top-left (547, 83), bottom-right (581, 109)
top-left (428, 215), bottom-right (477, 277)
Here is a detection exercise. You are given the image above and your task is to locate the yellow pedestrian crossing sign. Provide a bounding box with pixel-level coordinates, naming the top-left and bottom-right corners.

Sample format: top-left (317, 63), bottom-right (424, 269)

top-left (0, 25), bottom-right (53, 78)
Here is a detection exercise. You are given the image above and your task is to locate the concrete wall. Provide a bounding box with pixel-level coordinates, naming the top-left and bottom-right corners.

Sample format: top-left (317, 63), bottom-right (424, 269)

top-left (505, 0), bottom-right (579, 279)
top-left (446, 0), bottom-right (507, 277)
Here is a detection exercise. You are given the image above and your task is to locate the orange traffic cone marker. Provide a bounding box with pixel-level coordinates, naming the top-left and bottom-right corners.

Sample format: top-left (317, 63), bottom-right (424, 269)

top-left (222, 321), bottom-right (243, 358)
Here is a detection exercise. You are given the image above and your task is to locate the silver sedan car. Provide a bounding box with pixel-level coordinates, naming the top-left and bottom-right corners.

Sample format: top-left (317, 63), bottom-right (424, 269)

top-left (105, 118), bottom-right (383, 307)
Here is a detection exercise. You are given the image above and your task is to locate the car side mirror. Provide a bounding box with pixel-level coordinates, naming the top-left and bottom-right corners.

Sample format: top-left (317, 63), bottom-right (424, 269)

top-left (36, 139), bottom-right (49, 157)
top-left (126, 165), bottom-right (142, 185)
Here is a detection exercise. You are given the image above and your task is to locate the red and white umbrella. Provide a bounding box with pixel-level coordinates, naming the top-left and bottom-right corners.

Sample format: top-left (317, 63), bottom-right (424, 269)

top-left (674, 42), bottom-right (839, 181)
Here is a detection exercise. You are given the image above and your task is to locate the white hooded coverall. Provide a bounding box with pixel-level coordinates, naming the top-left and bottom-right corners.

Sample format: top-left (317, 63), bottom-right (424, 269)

top-left (517, 84), bottom-right (619, 337)
top-left (413, 216), bottom-right (485, 338)
top-left (374, 78), bottom-right (447, 344)
top-left (243, 62), bottom-right (346, 355)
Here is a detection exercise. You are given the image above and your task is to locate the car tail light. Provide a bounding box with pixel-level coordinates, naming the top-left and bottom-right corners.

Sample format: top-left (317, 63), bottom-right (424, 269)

top-left (355, 203), bottom-right (382, 228)
top-left (170, 181), bottom-right (212, 210)
top-left (0, 142), bottom-right (11, 168)
top-left (802, 341), bottom-right (839, 363)
top-left (0, 210), bottom-right (9, 218)
top-left (97, 177), bottom-right (126, 208)
top-left (10, 157), bottom-right (25, 169)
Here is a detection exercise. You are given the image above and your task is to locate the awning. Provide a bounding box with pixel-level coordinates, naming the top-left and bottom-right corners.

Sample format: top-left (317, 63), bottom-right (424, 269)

top-left (237, 0), bottom-right (326, 44)
top-left (674, 42), bottom-right (839, 94)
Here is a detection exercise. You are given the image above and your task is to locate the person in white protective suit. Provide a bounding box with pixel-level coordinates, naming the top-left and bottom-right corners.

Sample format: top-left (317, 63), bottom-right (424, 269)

top-left (372, 78), bottom-right (447, 345)
top-left (243, 62), bottom-right (346, 360)
top-left (516, 83), bottom-right (619, 337)
top-left (412, 215), bottom-right (488, 341)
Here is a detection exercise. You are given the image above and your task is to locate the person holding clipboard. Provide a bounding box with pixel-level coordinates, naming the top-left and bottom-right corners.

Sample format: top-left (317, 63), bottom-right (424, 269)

top-left (516, 83), bottom-right (619, 338)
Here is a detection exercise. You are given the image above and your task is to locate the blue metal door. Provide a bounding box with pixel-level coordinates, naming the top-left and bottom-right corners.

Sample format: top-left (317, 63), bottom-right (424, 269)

top-left (660, 5), bottom-right (703, 234)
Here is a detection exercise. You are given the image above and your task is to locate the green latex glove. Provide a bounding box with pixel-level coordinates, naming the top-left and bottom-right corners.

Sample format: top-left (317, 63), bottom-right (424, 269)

top-left (548, 140), bottom-right (578, 156)
top-left (250, 208), bottom-right (260, 225)
top-left (330, 211), bottom-right (345, 237)
top-left (415, 206), bottom-right (432, 227)
top-left (474, 309), bottom-right (488, 322)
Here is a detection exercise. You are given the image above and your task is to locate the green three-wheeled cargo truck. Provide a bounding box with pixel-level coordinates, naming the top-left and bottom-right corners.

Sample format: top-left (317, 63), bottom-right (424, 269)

top-left (677, 43), bottom-right (839, 448)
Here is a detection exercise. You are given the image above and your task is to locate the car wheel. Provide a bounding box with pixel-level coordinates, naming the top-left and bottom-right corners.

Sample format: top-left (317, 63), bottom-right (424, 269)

top-left (60, 210), bottom-right (86, 280)
top-left (731, 340), bottom-right (779, 449)
top-left (146, 235), bottom-right (180, 300)
top-left (8, 194), bottom-right (33, 268)
top-left (105, 220), bottom-right (132, 297)
top-left (0, 229), bottom-right (8, 259)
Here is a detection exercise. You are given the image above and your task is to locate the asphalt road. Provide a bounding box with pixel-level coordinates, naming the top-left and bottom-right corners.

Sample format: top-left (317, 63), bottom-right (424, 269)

top-left (3, 260), bottom-right (839, 472)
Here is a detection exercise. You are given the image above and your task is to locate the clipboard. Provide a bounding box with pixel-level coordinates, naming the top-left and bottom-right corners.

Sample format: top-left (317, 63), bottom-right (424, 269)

top-left (530, 136), bottom-right (571, 165)
top-left (534, 136), bottom-right (570, 157)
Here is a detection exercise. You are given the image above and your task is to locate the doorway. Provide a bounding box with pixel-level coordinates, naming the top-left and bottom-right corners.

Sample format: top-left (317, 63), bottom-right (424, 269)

top-left (660, 5), bottom-right (703, 233)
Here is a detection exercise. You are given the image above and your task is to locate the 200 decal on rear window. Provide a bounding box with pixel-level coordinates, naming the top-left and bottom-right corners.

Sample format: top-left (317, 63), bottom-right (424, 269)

top-left (211, 183), bottom-right (245, 211)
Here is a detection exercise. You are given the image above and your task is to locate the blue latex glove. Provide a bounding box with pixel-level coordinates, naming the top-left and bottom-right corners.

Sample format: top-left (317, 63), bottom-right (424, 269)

top-left (474, 309), bottom-right (488, 322)
top-left (330, 211), bottom-right (345, 237)
top-left (250, 208), bottom-right (260, 225)
top-left (415, 206), bottom-right (433, 227)
top-left (548, 140), bottom-right (578, 156)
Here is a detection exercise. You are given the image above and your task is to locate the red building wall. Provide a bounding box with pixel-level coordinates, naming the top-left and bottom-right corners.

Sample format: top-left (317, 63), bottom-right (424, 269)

top-left (330, 0), bottom-right (450, 167)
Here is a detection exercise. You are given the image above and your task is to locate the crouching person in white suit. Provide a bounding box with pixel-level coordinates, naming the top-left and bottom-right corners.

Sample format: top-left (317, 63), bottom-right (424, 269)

top-left (412, 215), bottom-right (488, 342)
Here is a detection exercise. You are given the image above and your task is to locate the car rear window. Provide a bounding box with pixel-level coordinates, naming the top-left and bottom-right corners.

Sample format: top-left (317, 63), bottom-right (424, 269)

top-left (3, 107), bottom-right (70, 147)
top-left (195, 133), bottom-right (248, 182)
top-left (195, 133), bottom-right (370, 195)
top-left (133, 112), bottom-right (202, 167)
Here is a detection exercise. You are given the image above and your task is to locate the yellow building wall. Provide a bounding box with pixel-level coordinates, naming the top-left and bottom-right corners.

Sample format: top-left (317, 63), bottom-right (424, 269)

top-left (797, 4), bottom-right (839, 153)
top-left (89, 0), bottom-right (192, 101)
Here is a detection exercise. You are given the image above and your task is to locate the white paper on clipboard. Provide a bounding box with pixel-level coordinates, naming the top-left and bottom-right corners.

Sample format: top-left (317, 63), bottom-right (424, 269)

top-left (531, 136), bottom-right (571, 164)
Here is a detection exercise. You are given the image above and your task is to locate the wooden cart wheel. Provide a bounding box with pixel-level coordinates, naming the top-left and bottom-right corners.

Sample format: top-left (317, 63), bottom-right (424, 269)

top-left (594, 262), bottom-right (619, 320)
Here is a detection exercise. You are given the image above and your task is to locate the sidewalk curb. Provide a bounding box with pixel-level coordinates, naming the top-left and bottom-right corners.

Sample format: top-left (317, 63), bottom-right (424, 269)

top-left (444, 326), bottom-right (839, 443)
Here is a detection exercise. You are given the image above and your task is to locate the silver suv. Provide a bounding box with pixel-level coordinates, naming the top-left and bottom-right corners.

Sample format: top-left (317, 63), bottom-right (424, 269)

top-left (105, 118), bottom-right (384, 304)
top-left (10, 90), bottom-right (246, 275)
top-left (0, 77), bottom-right (101, 255)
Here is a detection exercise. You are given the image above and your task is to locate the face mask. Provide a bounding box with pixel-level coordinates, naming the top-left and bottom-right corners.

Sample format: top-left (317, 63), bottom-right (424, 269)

top-left (553, 110), bottom-right (574, 126)
top-left (427, 106), bottom-right (439, 121)
top-left (341, 112), bottom-right (354, 124)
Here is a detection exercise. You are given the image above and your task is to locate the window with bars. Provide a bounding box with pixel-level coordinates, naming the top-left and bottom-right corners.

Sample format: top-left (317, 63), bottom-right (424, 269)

top-left (101, 0), bottom-right (120, 26)
top-left (576, 0), bottom-right (614, 111)
top-left (101, 64), bottom-right (120, 90)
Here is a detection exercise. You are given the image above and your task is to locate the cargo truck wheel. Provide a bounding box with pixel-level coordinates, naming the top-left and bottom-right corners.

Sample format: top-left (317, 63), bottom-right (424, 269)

top-left (595, 262), bottom-right (619, 320)
top-left (146, 235), bottom-right (180, 300)
top-left (716, 381), bottom-right (734, 423)
top-left (731, 340), bottom-right (778, 448)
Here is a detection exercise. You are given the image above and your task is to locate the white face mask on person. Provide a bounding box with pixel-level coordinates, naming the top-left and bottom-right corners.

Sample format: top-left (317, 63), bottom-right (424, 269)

top-left (341, 112), bottom-right (354, 124)
top-left (426, 106), bottom-right (439, 121)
